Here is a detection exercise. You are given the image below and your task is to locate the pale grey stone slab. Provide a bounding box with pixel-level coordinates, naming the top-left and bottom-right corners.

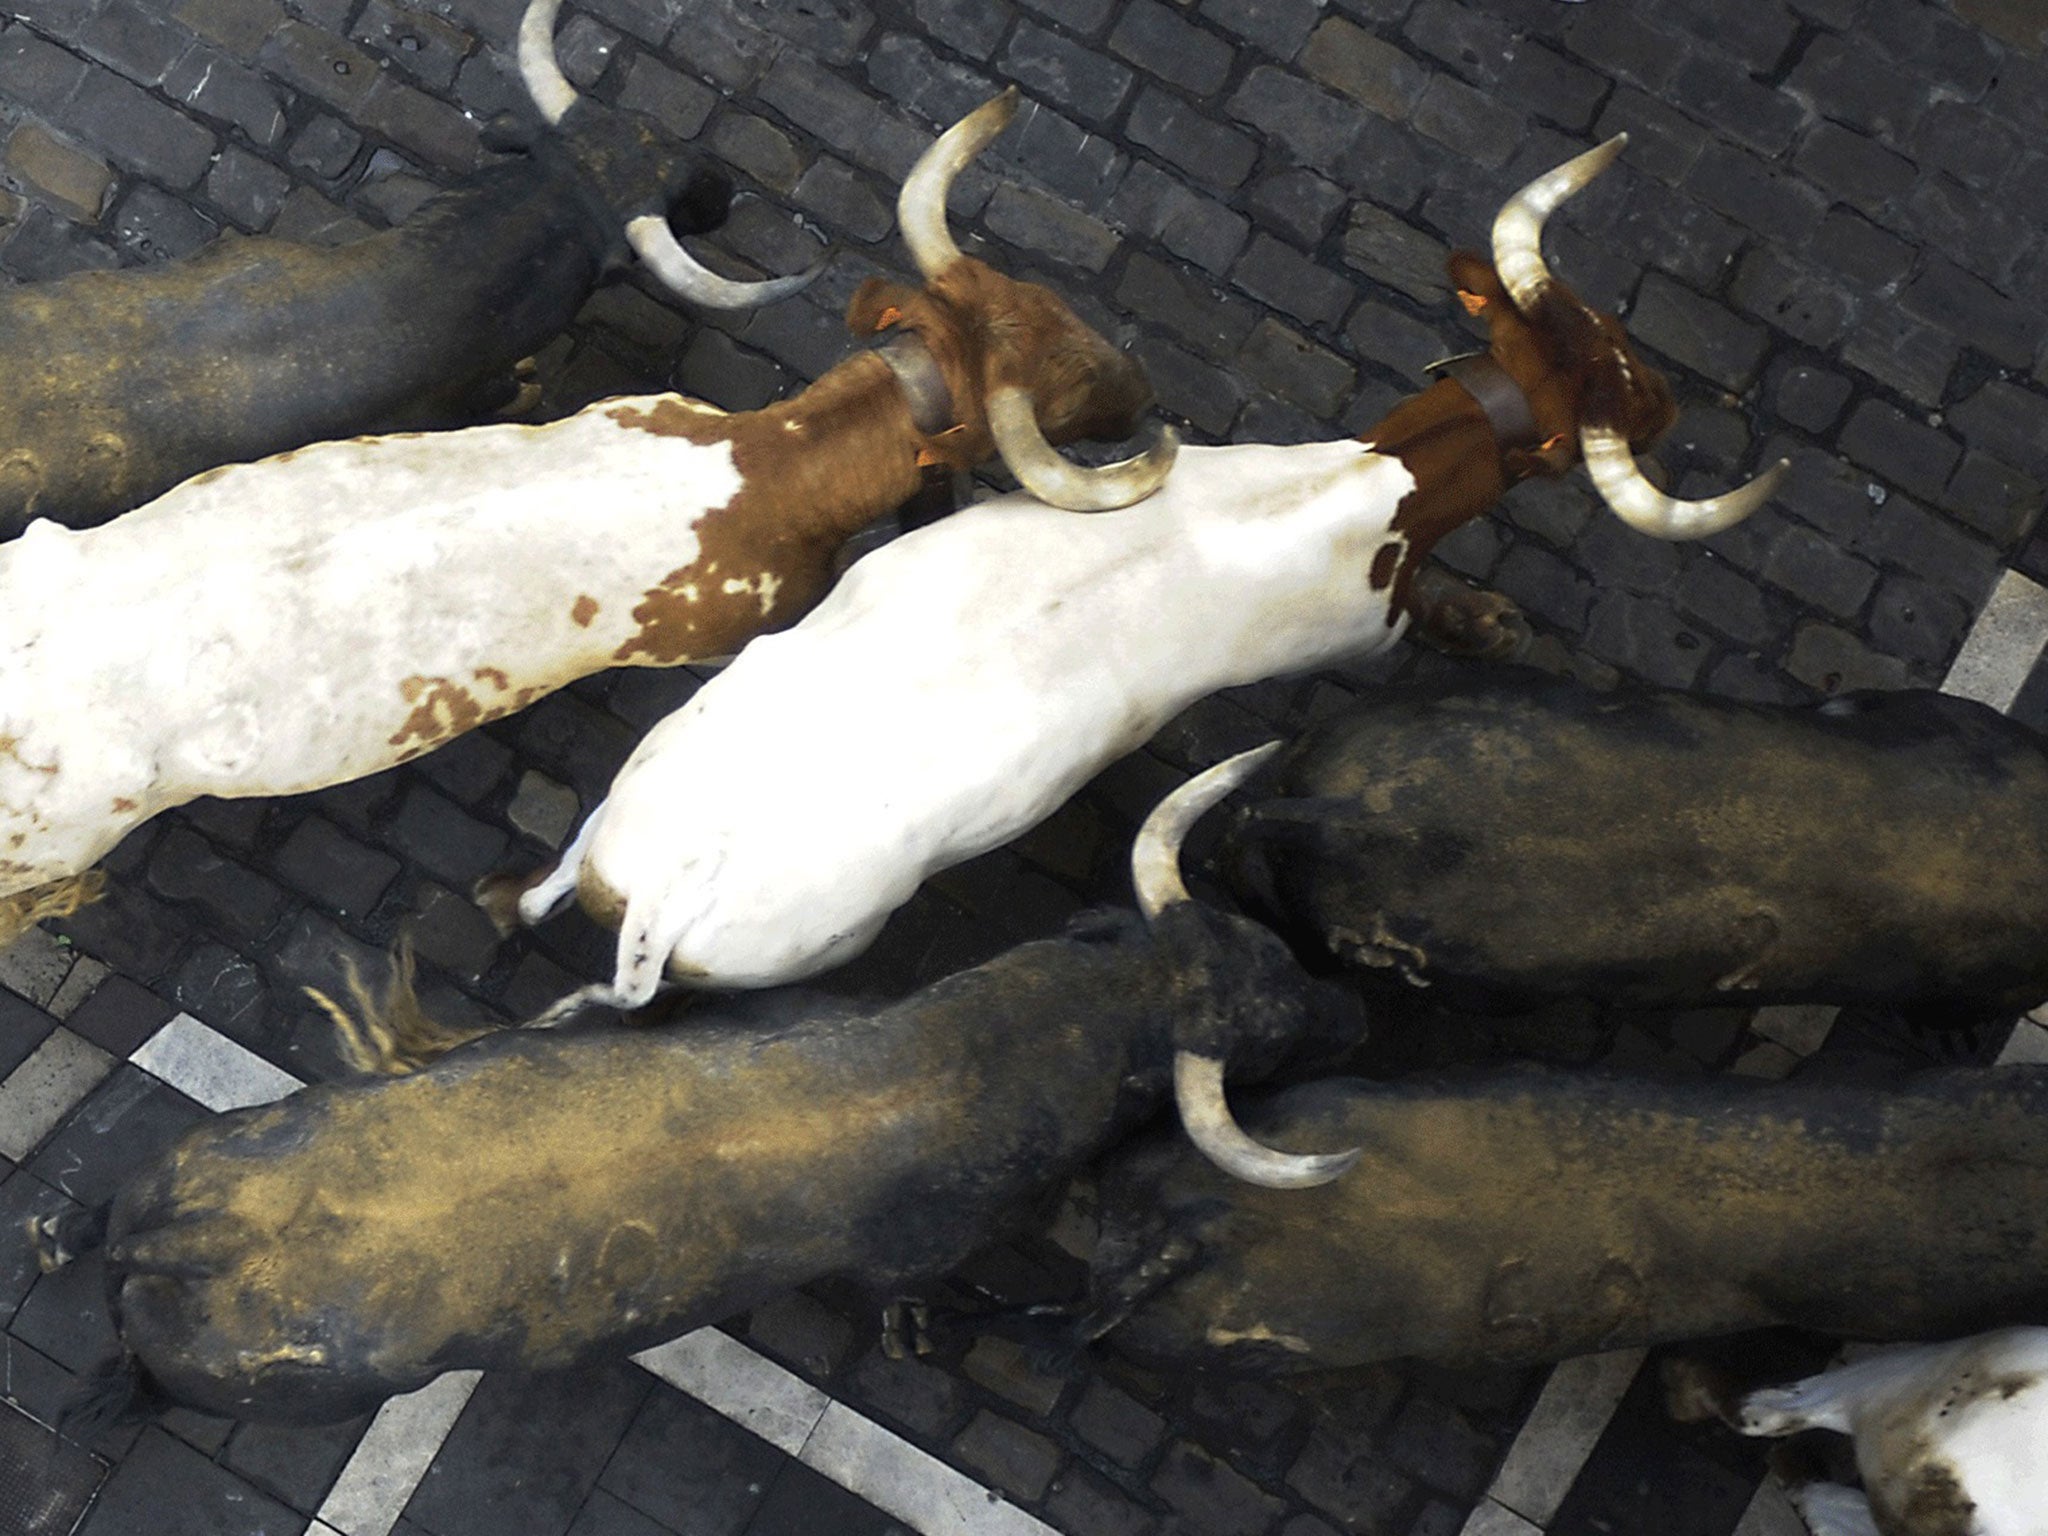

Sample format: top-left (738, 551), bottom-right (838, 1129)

top-left (0, 929), bottom-right (76, 1011)
top-left (0, 1028), bottom-right (115, 1162)
top-left (316, 1371), bottom-right (481, 1536)
top-left (1749, 1003), bottom-right (1839, 1057)
top-left (1484, 1347), bottom-right (1646, 1525)
top-left (1734, 1476), bottom-right (1816, 1536)
top-left (1457, 1497), bottom-right (1544, 1536)
top-left (2000, 1017), bottom-right (2048, 1065)
top-left (631, 1328), bottom-right (829, 1457)
top-left (130, 1013), bottom-right (302, 1111)
top-left (1942, 567), bottom-right (2048, 711)
top-left (802, 1400), bottom-right (1056, 1536)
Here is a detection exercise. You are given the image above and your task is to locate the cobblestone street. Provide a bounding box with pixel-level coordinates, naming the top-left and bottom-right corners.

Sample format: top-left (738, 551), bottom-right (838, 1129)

top-left (3, 0), bottom-right (2048, 1533)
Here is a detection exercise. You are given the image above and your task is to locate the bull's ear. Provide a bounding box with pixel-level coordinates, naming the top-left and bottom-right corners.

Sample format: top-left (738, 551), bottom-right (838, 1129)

top-left (846, 277), bottom-right (920, 336)
top-left (1446, 252), bottom-right (1506, 310)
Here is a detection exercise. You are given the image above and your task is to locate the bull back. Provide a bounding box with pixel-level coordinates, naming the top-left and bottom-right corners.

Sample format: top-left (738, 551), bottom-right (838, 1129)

top-left (1229, 672), bottom-right (2048, 1014)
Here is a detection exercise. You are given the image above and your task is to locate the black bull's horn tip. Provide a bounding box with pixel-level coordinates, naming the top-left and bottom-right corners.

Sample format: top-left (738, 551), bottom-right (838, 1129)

top-left (1133, 744), bottom-right (1363, 1190)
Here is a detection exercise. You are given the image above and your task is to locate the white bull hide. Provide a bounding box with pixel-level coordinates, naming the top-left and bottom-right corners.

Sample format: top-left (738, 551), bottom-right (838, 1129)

top-left (528, 438), bottom-right (1419, 1001)
top-left (1718, 1328), bottom-right (2048, 1536)
top-left (0, 396), bottom-right (756, 897)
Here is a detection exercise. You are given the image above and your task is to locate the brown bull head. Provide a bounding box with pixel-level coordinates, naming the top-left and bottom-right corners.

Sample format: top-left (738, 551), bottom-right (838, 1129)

top-left (845, 91), bottom-right (1178, 512)
top-left (1373, 137), bottom-right (1784, 577)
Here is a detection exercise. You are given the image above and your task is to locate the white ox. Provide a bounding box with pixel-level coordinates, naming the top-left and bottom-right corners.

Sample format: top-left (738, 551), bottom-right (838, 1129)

top-left (1671, 1328), bottom-right (2048, 1536)
top-left (0, 90), bottom-right (1174, 940)
top-left (512, 138), bottom-right (1786, 1025)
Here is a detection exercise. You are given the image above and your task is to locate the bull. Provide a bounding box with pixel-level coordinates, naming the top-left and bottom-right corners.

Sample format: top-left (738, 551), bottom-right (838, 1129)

top-left (1216, 672), bottom-right (2048, 1019)
top-left (494, 134), bottom-right (1785, 1038)
top-left (1665, 1329), bottom-right (2048, 1536)
top-left (1075, 1064), bottom-right (2048, 1381)
top-left (40, 758), bottom-right (1356, 1425)
top-left (0, 89), bottom-right (1173, 942)
top-left (0, 0), bottom-right (820, 540)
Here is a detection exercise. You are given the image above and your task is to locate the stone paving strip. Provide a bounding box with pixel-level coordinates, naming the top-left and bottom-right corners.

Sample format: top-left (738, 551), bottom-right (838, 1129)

top-left (5, 1003), bottom-right (1043, 1536)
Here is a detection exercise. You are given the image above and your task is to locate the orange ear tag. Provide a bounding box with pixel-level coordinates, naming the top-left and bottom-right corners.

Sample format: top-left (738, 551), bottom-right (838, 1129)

top-left (874, 306), bottom-right (904, 332)
top-left (1457, 290), bottom-right (1489, 316)
top-left (1539, 432), bottom-right (1568, 452)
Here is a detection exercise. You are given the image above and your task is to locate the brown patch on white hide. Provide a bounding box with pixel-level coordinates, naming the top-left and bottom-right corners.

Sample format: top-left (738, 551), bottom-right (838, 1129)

top-left (571, 595), bottom-right (599, 627)
top-left (388, 675), bottom-right (486, 754)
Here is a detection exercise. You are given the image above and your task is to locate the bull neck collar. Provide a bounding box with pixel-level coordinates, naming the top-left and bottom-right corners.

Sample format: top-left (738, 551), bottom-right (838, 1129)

top-left (1431, 353), bottom-right (1542, 455)
top-left (873, 332), bottom-right (958, 438)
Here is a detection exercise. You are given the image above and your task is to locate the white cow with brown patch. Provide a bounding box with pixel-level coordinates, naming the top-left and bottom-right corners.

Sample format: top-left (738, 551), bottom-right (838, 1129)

top-left (503, 138), bottom-right (1785, 1027)
top-left (1668, 1329), bottom-right (2048, 1536)
top-left (0, 88), bottom-right (1175, 940)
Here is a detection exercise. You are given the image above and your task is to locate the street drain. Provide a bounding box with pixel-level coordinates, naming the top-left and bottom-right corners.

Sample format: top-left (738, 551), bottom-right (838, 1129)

top-left (0, 1401), bottom-right (105, 1536)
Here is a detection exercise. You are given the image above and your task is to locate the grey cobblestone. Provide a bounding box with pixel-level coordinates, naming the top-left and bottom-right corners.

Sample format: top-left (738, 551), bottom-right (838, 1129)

top-left (953, 1409), bottom-right (1063, 1502)
top-left (167, 43), bottom-right (288, 147)
top-left (1287, 1426), bottom-right (1416, 1531)
top-left (1107, 0), bottom-right (1232, 96)
top-left (1794, 120), bottom-right (1916, 215)
top-left (1584, 588), bottom-right (1712, 689)
top-left (1410, 70), bottom-right (1521, 167)
top-left (1248, 165), bottom-right (1345, 247)
top-left (1232, 232), bottom-right (1355, 329)
top-left (1153, 1439), bottom-right (1287, 1535)
top-left (1784, 32), bottom-right (1922, 141)
top-left (914, 0), bottom-right (1013, 60)
top-left (1228, 64), bottom-right (1368, 169)
top-left (172, 0), bottom-right (288, 58)
top-left (1839, 309), bottom-right (1958, 409)
top-left (1729, 246), bottom-right (1857, 351)
top-left (1108, 158), bottom-right (1248, 275)
top-left (1785, 621), bottom-right (1912, 695)
top-left (1808, 207), bottom-right (1913, 293)
top-left (1340, 200), bottom-right (1448, 306)
top-left (1628, 272), bottom-right (1771, 392)
top-left (1559, 5), bottom-right (1682, 94)
top-left (1595, 86), bottom-right (1708, 185)
top-left (1127, 85), bottom-right (1257, 191)
top-left (1839, 399), bottom-right (1963, 504)
top-left (1201, 0), bottom-right (1323, 58)
top-left (1300, 15), bottom-right (1427, 120)
top-left (1903, 254), bottom-right (2046, 370)
top-left (1237, 317), bottom-right (1355, 417)
top-left (1002, 19), bottom-right (1132, 126)
top-left (1045, 1466), bottom-right (1160, 1536)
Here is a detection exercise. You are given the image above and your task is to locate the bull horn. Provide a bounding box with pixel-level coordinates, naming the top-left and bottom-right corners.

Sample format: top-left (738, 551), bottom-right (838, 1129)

top-left (517, 0), bottom-right (577, 126)
top-left (1491, 134), bottom-right (1627, 313)
top-left (1582, 429), bottom-right (1789, 539)
top-left (1134, 746), bottom-right (1362, 1191)
top-left (900, 88), bottom-right (1019, 279)
top-left (520, 0), bottom-right (823, 309)
top-left (987, 387), bottom-right (1180, 512)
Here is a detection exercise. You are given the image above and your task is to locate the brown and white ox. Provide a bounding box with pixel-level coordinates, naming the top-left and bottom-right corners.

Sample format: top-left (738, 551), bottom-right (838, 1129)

top-left (487, 140), bottom-right (1787, 1073)
top-left (0, 90), bottom-right (1174, 941)
top-left (1667, 1330), bottom-right (2048, 1536)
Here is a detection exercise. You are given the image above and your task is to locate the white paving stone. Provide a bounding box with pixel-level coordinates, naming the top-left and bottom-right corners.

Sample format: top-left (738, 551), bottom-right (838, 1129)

top-left (1457, 1496), bottom-right (1545, 1536)
top-left (130, 1013), bottom-right (302, 1111)
top-left (1485, 1347), bottom-right (1645, 1525)
top-left (0, 1027), bottom-right (115, 1161)
top-left (44, 956), bottom-right (109, 1021)
top-left (801, 1400), bottom-right (1056, 1536)
top-left (1942, 567), bottom-right (2048, 711)
top-left (1733, 1476), bottom-right (1814, 1536)
top-left (0, 929), bottom-right (76, 1010)
top-left (1998, 1017), bottom-right (2048, 1066)
top-left (631, 1328), bottom-right (830, 1458)
top-left (315, 1371), bottom-right (481, 1536)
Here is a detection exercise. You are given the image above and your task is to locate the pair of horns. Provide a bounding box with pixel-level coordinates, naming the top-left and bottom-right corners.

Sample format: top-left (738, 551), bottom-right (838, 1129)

top-left (518, 0), bottom-right (822, 308)
top-left (898, 89), bottom-right (1178, 512)
top-left (1491, 135), bottom-right (1786, 539)
top-left (1133, 744), bottom-right (1361, 1190)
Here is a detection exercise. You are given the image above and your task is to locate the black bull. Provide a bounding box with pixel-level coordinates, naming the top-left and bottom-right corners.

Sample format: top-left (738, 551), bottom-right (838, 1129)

top-left (1084, 1063), bottom-right (2048, 1375)
top-left (1224, 672), bottom-right (2048, 1017)
top-left (73, 908), bottom-right (1355, 1424)
top-left (0, 125), bottom-right (730, 539)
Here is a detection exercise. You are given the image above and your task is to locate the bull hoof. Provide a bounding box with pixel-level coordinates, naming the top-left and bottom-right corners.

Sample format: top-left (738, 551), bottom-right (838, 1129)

top-left (1407, 572), bottom-right (1532, 660)
top-left (28, 1207), bottom-right (107, 1274)
top-left (880, 1300), bottom-right (934, 1360)
top-left (1660, 1355), bottom-right (1740, 1425)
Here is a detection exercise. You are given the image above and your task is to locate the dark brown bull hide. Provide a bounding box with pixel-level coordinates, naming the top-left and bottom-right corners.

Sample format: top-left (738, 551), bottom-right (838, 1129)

top-left (68, 906), bottom-right (1355, 1425)
top-left (1225, 671), bottom-right (2048, 1016)
top-left (1085, 1064), bottom-right (2048, 1376)
top-left (0, 122), bottom-right (735, 539)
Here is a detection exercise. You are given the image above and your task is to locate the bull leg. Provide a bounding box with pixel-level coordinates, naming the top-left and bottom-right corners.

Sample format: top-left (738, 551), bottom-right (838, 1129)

top-left (1403, 563), bottom-right (1531, 660)
top-left (880, 1299), bottom-right (935, 1361)
top-left (1783, 1481), bottom-right (1882, 1536)
top-left (28, 1205), bottom-right (109, 1273)
top-left (509, 802), bottom-right (607, 930)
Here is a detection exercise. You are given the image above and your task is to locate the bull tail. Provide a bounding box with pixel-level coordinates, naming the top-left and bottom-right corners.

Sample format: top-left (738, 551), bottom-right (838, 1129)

top-left (304, 941), bottom-right (493, 1076)
top-left (0, 868), bottom-right (107, 950)
top-left (55, 1351), bottom-right (161, 1444)
top-left (520, 891), bottom-right (676, 1030)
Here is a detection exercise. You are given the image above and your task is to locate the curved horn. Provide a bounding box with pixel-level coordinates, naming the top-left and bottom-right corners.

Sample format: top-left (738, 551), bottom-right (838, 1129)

top-left (899, 88), bottom-right (1019, 279)
top-left (1582, 428), bottom-right (1789, 539)
top-left (1134, 746), bottom-right (1362, 1191)
top-left (523, 0), bottom-right (821, 308)
top-left (624, 216), bottom-right (826, 310)
top-left (1174, 1053), bottom-right (1362, 1190)
top-left (517, 0), bottom-right (576, 127)
top-left (987, 387), bottom-right (1180, 512)
top-left (1491, 134), bottom-right (1627, 313)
